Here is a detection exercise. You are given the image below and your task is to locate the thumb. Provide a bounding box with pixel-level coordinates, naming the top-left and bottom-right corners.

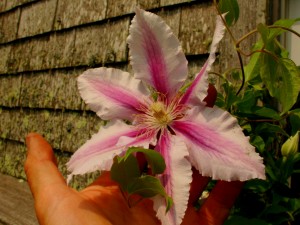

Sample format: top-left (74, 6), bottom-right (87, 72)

top-left (24, 133), bottom-right (67, 200)
top-left (197, 180), bottom-right (244, 225)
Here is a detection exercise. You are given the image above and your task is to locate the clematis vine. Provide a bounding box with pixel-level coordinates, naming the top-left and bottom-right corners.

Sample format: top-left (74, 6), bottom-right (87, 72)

top-left (67, 8), bottom-right (265, 225)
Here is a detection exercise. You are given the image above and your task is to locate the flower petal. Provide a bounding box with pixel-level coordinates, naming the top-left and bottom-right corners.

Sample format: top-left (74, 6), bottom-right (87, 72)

top-left (180, 14), bottom-right (226, 105)
top-left (153, 131), bottom-right (192, 225)
top-left (67, 120), bottom-right (152, 183)
top-left (172, 106), bottom-right (265, 181)
top-left (78, 67), bottom-right (149, 120)
top-left (128, 8), bottom-right (188, 98)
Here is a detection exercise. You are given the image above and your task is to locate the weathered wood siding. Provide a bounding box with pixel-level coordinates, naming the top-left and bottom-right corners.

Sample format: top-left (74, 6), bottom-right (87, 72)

top-left (0, 0), bottom-right (267, 186)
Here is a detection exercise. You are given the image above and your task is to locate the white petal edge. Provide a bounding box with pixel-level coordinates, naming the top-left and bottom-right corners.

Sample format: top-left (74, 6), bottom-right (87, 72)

top-left (181, 14), bottom-right (226, 105)
top-left (78, 67), bottom-right (150, 120)
top-left (67, 120), bottom-right (152, 183)
top-left (128, 8), bottom-right (188, 98)
top-left (153, 133), bottom-right (192, 225)
top-left (172, 106), bottom-right (265, 181)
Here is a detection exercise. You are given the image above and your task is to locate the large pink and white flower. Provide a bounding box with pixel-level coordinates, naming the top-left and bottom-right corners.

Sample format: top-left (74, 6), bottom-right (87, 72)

top-left (67, 8), bottom-right (265, 225)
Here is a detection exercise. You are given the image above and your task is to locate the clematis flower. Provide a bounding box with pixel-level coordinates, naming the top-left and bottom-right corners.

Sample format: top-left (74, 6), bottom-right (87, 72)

top-left (67, 8), bottom-right (265, 225)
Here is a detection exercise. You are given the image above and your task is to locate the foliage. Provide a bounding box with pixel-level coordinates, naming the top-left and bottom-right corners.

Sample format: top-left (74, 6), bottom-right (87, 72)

top-left (111, 147), bottom-right (173, 212)
top-left (217, 0), bottom-right (300, 224)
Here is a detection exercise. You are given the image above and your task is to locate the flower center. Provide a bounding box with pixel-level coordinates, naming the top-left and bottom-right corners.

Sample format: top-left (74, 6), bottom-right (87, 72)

top-left (134, 95), bottom-right (188, 134)
top-left (150, 102), bottom-right (172, 126)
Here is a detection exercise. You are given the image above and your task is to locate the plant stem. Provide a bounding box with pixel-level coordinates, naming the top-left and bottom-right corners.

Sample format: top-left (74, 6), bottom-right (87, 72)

top-left (213, 0), bottom-right (246, 96)
top-left (236, 25), bottom-right (300, 46)
top-left (270, 25), bottom-right (300, 38)
top-left (212, 10), bottom-right (300, 95)
top-left (237, 48), bottom-right (279, 63)
top-left (236, 52), bottom-right (245, 95)
top-left (213, 0), bottom-right (237, 43)
top-left (208, 71), bottom-right (226, 80)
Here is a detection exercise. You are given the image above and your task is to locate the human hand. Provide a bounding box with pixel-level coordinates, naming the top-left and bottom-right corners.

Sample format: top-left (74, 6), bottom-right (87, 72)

top-left (25, 133), bottom-right (243, 225)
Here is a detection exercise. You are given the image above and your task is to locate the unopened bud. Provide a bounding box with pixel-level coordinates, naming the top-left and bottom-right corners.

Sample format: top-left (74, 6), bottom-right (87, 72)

top-left (281, 131), bottom-right (299, 156)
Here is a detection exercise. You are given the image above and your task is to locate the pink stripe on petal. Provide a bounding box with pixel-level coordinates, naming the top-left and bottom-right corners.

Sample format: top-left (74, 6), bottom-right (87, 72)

top-left (180, 61), bottom-right (208, 105)
top-left (138, 23), bottom-right (168, 94)
top-left (67, 121), bottom-right (148, 183)
top-left (181, 14), bottom-right (226, 105)
top-left (153, 132), bottom-right (192, 225)
top-left (128, 8), bottom-right (188, 98)
top-left (78, 67), bottom-right (149, 120)
top-left (172, 106), bottom-right (265, 181)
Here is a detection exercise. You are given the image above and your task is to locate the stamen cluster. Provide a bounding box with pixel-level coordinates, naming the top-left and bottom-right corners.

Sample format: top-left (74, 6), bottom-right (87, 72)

top-left (134, 94), bottom-right (188, 133)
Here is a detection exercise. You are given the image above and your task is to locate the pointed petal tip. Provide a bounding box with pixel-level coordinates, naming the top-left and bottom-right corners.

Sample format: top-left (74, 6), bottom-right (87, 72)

top-left (134, 6), bottom-right (143, 15)
top-left (180, 14), bottom-right (226, 105)
top-left (77, 67), bottom-right (149, 120)
top-left (153, 135), bottom-right (192, 225)
top-left (128, 7), bottom-right (188, 98)
top-left (173, 106), bottom-right (266, 183)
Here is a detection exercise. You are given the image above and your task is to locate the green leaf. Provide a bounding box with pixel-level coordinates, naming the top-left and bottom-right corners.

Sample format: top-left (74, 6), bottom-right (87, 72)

top-left (111, 154), bottom-right (141, 190)
top-left (222, 82), bottom-right (240, 110)
top-left (279, 154), bottom-right (300, 180)
top-left (236, 89), bottom-right (260, 113)
top-left (244, 42), bottom-right (263, 83)
top-left (260, 55), bottom-right (300, 113)
top-left (231, 70), bottom-right (242, 81)
top-left (165, 196), bottom-right (174, 212)
top-left (244, 179), bottom-right (271, 192)
top-left (289, 109), bottom-right (300, 135)
top-left (250, 135), bottom-right (265, 153)
top-left (253, 107), bottom-right (281, 120)
top-left (242, 123), bottom-right (252, 133)
top-left (224, 216), bottom-right (271, 225)
top-left (274, 18), bottom-right (297, 27)
top-left (257, 23), bottom-right (270, 44)
top-left (218, 0), bottom-right (239, 26)
top-left (288, 197), bottom-right (300, 213)
top-left (294, 169), bottom-right (300, 174)
top-left (293, 153), bottom-right (300, 163)
top-left (125, 147), bottom-right (166, 175)
top-left (215, 92), bottom-right (226, 108)
top-left (255, 123), bottom-right (289, 137)
top-left (269, 19), bottom-right (297, 40)
top-left (128, 176), bottom-right (165, 197)
top-left (128, 175), bottom-right (173, 212)
top-left (264, 204), bottom-right (290, 215)
top-left (266, 164), bottom-right (278, 181)
top-left (111, 148), bottom-right (172, 211)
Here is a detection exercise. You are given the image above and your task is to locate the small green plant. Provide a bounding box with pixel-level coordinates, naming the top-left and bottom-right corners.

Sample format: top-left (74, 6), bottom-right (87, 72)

top-left (216, 0), bottom-right (300, 224)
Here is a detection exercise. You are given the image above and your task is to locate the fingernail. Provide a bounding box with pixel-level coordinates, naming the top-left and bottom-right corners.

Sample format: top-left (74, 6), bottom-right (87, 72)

top-left (25, 133), bottom-right (41, 154)
top-left (25, 133), bottom-right (54, 162)
top-left (26, 132), bottom-right (36, 146)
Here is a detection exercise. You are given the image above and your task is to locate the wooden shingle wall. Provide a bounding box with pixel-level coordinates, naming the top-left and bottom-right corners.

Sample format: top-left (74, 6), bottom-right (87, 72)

top-left (0, 0), bottom-right (266, 186)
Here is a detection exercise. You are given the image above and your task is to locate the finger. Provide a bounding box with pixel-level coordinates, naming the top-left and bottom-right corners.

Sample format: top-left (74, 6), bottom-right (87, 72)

top-left (182, 168), bottom-right (211, 225)
top-left (197, 180), bottom-right (244, 225)
top-left (24, 133), bottom-right (67, 200)
top-left (87, 171), bottom-right (119, 187)
top-left (188, 167), bottom-right (210, 205)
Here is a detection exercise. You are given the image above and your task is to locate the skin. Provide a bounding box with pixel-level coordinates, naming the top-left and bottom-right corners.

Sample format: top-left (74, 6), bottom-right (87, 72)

top-left (25, 133), bottom-right (243, 225)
